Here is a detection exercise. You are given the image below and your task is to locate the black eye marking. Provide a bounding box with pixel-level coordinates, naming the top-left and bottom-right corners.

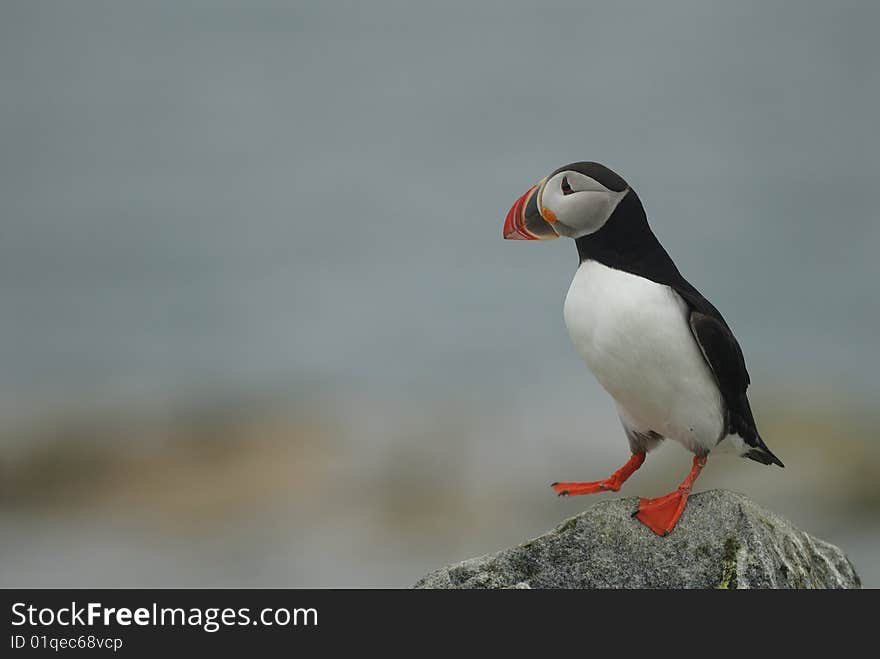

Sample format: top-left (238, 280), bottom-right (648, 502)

top-left (561, 176), bottom-right (574, 196)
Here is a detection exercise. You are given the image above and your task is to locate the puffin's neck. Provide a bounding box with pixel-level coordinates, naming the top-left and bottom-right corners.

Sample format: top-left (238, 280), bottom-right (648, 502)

top-left (574, 190), bottom-right (681, 280)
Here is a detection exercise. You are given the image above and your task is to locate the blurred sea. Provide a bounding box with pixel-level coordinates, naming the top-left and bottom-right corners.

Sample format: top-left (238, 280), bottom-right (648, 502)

top-left (1, 1), bottom-right (878, 586)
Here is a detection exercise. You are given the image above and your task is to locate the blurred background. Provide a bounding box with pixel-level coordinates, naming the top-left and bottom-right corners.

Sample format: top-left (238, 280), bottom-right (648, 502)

top-left (1, 0), bottom-right (878, 587)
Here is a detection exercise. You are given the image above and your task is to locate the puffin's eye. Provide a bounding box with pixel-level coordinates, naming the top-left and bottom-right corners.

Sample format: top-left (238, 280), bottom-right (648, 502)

top-left (561, 176), bottom-right (574, 196)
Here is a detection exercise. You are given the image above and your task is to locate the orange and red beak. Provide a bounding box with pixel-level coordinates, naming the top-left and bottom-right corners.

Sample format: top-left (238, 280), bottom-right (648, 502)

top-left (503, 178), bottom-right (558, 240)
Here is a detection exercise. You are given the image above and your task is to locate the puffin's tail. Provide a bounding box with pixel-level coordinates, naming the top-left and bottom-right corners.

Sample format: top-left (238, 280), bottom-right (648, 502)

top-left (743, 436), bottom-right (785, 468)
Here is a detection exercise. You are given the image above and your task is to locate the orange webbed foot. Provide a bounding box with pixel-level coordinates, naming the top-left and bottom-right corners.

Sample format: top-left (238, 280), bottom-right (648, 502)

top-left (632, 455), bottom-right (706, 536)
top-left (551, 478), bottom-right (622, 496)
top-left (551, 452), bottom-right (646, 497)
top-left (634, 489), bottom-right (690, 536)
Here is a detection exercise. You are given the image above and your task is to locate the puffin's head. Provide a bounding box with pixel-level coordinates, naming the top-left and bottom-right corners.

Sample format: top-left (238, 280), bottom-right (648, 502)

top-left (503, 162), bottom-right (630, 241)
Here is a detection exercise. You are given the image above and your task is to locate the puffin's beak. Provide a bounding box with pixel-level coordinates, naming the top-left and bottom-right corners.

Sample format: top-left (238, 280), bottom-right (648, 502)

top-left (503, 178), bottom-right (558, 240)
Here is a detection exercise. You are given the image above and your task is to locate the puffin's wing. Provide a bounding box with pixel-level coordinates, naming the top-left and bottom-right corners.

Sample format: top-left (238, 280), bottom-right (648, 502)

top-left (688, 310), bottom-right (750, 402)
top-left (687, 309), bottom-right (784, 467)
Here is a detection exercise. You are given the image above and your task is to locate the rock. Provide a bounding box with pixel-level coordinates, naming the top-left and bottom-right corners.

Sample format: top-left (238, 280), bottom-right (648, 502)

top-left (413, 489), bottom-right (860, 589)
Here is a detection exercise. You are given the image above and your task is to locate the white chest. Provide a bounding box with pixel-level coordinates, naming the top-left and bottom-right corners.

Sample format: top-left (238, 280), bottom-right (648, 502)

top-left (563, 260), bottom-right (725, 449)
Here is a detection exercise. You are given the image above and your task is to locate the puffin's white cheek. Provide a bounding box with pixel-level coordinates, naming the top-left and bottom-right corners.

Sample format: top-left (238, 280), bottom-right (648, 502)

top-left (560, 191), bottom-right (617, 235)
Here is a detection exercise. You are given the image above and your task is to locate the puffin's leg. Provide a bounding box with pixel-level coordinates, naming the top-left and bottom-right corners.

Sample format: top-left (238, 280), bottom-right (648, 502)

top-left (634, 455), bottom-right (706, 536)
top-left (552, 451), bottom-right (646, 496)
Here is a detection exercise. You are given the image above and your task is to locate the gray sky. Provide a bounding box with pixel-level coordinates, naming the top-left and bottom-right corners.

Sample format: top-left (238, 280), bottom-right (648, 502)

top-left (2, 0), bottom-right (878, 409)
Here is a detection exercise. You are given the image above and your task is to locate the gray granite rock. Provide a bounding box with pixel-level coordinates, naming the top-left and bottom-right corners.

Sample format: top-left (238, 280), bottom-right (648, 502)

top-left (413, 489), bottom-right (860, 589)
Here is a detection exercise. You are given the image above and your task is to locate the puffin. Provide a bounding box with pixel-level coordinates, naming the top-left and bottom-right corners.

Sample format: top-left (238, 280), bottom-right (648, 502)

top-left (503, 161), bottom-right (783, 536)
